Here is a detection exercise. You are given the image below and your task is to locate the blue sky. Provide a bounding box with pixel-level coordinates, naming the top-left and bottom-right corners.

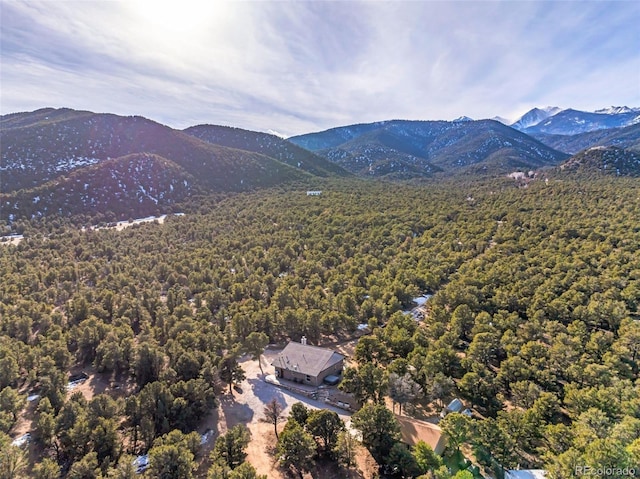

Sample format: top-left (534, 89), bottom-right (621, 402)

top-left (1, 1), bottom-right (639, 136)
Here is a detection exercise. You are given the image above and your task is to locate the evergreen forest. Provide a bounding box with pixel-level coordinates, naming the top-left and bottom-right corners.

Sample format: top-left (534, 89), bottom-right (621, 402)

top-left (1, 176), bottom-right (639, 478)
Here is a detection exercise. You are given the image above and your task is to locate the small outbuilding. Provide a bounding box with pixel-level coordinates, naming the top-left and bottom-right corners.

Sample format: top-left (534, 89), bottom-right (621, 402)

top-left (440, 398), bottom-right (464, 418)
top-left (271, 338), bottom-right (344, 387)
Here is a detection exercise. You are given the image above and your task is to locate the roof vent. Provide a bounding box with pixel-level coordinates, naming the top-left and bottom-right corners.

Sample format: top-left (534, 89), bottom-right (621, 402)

top-left (301, 336), bottom-right (307, 345)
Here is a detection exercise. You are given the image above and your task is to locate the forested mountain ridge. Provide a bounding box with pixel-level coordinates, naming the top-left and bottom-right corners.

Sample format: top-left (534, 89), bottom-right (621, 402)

top-left (557, 146), bottom-right (640, 176)
top-left (531, 122), bottom-right (640, 155)
top-left (1, 175), bottom-right (639, 477)
top-left (0, 108), bottom-right (354, 224)
top-left (289, 119), bottom-right (569, 176)
top-left (0, 108), bottom-right (321, 194)
top-left (183, 124), bottom-right (348, 177)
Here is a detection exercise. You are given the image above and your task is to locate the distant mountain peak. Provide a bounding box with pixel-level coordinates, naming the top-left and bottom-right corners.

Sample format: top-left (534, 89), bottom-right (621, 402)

top-left (453, 116), bottom-right (474, 122)
top-left (541, 106), bottom-right (563, 114)
top-left (490, 116), bottom-right (511, 125)
top-left (511, 107), bottom-right (562, 130)
top-left (594, 106), bottom-right (640, 115)
top-left (182, 124), bottom-right (348, 178)
top-left (267, 129), bottom-right (287, 139)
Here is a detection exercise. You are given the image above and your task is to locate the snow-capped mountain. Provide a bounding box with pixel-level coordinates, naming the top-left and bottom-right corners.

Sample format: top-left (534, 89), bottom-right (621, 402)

top-left (594, 106), bottom-right (640, 115)
top-left (511, 107), bottom-right (562, 131)
top-left (2, 105), bottom-right (638, 222)
top-left (524, 108), bottom-right (640, 135)
top-left (490, 116), bottom-right (511, 125)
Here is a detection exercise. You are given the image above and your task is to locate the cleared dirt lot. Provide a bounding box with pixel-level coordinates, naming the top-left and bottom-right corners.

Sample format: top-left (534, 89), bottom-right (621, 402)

top-left (214, 347), bottom-right (375, 479)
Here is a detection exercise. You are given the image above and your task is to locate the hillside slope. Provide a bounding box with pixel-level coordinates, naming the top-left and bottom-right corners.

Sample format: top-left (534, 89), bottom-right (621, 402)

top-left (0, 108), bottom-right (312, 194)
top-left (183, 124), bottom-right (348, 177)
top-left (557, 146), bottom-right (640, 176)
top-left (1, 153), bottom-right (197, 221)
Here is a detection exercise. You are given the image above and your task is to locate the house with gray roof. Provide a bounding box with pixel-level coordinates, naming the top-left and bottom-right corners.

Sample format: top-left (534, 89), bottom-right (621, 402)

top-left (271, 338), bottom-right (345, 387)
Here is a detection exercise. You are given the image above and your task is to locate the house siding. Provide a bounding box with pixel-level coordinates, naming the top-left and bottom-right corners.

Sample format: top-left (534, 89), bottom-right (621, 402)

top-left (276, 360), bottom-right (343, 386)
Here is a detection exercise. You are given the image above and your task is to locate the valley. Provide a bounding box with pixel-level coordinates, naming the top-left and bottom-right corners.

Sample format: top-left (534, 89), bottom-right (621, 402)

top-left (3, 0), bottom-right (639, 475)
top-left (1, 107), bottom-right (640, 479)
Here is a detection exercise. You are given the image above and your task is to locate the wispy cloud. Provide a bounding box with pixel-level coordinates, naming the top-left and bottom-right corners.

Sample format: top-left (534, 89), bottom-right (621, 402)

top-left (1, 1), bottom-right (638, 135)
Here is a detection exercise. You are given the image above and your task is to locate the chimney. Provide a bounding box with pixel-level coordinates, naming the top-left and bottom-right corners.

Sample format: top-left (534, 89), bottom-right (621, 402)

top-left (301, 336), bottom-right (307, 345)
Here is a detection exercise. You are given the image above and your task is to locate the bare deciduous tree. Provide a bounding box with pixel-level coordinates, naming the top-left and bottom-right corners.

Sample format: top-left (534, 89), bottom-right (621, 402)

top-left (262, 398), bottom-right (285, 439)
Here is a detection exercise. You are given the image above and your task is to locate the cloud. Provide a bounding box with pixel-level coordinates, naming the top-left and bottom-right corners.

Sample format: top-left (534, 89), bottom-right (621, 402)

top-left (1, 0), bottom-right (639, 135)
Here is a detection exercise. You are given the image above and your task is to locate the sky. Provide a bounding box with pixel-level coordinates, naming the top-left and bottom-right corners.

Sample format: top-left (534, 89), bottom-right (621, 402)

top-left (1, 1), bottom-right (639, 137)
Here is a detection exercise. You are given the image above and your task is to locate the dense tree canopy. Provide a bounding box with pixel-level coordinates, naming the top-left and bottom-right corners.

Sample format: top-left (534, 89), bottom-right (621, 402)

top-left (1, 176), bottom-right (638, 475)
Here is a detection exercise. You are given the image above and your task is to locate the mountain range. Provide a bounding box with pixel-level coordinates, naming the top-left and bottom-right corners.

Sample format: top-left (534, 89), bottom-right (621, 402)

top-left (1, 106), bottom-right (639, 223)
top-left (520, 107), bottom-right (640, 135)
top-left (0, 108), bottom-right (343, 194)
top-left (288, 119), bottom-right (568, 177)
top-left (530, 123), bottom-right (640, 155)
top-left (0, 108), bottom-right (352, 221)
